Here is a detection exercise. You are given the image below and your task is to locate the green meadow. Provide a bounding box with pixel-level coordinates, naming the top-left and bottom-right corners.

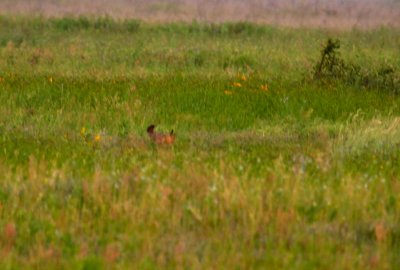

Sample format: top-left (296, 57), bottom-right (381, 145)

top-left (1, 17), bottom-right (400, 269)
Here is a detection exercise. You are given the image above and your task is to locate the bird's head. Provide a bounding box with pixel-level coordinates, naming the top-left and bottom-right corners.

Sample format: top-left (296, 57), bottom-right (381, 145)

top-left (147, 124), bottom-right (155, 134)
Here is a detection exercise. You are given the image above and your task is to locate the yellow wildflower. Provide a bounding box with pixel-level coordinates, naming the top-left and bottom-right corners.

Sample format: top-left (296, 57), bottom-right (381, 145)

top-left (94, 134), bottom-right (101, 142)
top-left (80, 127), bottom-right (86, 136)
top-left (48, 77), bottom-right (53, 83)
top-left (232, 82), bottom-right (242, 88)
top-left (240, 74), bottom-right (247, 81)
top-left (260, 84), bottom-right (268, 91)
top-left (224, 90), bottom-right (233, 95)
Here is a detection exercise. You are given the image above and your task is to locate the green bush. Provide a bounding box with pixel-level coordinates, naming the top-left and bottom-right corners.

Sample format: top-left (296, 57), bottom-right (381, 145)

top-left (314, 38), bottom-right (400, 94)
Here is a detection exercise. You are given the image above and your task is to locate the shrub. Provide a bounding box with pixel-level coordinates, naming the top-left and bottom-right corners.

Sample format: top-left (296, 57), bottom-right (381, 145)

top-left (313, 38), bottom-right (400, 94)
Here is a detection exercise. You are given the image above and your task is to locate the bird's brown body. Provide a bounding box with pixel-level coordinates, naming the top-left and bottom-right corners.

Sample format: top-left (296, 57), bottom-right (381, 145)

top-left (147, 125), bottom-right (175, 145)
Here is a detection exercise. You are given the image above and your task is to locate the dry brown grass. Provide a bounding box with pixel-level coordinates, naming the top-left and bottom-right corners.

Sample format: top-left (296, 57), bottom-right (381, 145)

top-left (1, 0), bottom-right (400, 29)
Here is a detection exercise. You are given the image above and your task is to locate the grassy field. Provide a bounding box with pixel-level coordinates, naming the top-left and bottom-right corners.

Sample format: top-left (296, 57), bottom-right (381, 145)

top-left (1, 16), bottom-right (400, 269)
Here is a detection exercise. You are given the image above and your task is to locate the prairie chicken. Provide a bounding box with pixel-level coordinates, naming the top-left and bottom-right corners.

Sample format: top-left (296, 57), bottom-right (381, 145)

top-left (146, 124), bottom-right (175, 145)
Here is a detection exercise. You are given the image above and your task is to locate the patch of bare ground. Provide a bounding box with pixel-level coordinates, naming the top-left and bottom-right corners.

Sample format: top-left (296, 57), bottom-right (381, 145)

top-left (0, 0), bottom-right (400, 29)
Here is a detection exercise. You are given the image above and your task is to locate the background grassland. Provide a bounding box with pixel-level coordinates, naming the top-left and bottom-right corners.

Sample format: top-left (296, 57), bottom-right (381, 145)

top-left (1, 17), bottom-right (400, 269)
top-left (1, 0), bottom-right (400, 29)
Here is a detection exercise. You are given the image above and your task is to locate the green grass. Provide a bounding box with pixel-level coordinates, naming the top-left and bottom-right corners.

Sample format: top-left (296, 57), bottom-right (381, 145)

top-left (1, 16), bottom-right (400, 269)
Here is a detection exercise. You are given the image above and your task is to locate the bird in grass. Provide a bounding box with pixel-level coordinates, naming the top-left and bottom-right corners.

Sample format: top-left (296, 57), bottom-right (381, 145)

top-left (146, 124), bottom-right (175, 145)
